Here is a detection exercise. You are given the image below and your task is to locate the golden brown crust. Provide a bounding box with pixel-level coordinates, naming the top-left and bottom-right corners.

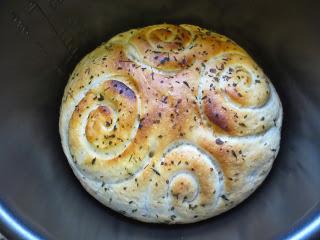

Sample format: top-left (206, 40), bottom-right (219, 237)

top-left (59, 24), bottom-right (282, 223)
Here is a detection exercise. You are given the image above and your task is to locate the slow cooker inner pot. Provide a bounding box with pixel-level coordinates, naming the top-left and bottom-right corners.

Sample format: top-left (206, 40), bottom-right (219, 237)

top-left (0, 0), bottom-right (319, 239)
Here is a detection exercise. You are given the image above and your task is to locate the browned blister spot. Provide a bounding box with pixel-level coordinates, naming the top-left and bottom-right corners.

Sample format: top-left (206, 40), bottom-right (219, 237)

top-left (108, 80), bottom-right (136, 100)
top-left (203, 99), bottom-right (229, 132)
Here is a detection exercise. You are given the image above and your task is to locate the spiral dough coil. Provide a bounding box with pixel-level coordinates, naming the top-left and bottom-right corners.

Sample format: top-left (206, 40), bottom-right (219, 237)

top-left (59, 24), bottom-right (283, 223)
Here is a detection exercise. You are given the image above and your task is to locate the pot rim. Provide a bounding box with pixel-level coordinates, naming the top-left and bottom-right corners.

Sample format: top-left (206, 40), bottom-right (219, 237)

top-left (0, 200), bottom-right (319, 240)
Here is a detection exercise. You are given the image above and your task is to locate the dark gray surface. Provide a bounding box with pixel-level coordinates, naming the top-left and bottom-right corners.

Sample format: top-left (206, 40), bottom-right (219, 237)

top-left (0, 0), bottom-right (319, 239)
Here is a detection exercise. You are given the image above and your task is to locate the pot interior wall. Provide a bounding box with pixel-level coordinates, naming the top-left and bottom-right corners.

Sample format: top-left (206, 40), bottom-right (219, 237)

top-left (0, 0), bottom-right (319, 239)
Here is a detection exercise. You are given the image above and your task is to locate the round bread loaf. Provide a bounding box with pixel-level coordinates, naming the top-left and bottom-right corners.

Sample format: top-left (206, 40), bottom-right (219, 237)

top-left (59, 24), bottom-right (283, 224)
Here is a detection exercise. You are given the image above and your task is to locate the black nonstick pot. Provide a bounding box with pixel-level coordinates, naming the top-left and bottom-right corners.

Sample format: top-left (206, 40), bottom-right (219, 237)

top-left (0, 0), bottom-right (319, 239)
